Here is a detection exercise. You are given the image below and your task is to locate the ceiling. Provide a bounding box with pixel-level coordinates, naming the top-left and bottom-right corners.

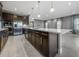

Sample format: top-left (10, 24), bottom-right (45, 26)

top-left (1, 1), bottom-right (79, 20)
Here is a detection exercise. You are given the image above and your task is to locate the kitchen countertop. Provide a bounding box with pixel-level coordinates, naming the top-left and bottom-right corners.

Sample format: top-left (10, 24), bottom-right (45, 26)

top-left (0, 28), bottom-right (8, 32)
top-left (23, 27), bottom-right (71, 34)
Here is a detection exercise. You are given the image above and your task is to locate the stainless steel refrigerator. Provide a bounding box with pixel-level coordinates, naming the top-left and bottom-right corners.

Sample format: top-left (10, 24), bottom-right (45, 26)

top-left (13, 21), bottom-right (23, 35)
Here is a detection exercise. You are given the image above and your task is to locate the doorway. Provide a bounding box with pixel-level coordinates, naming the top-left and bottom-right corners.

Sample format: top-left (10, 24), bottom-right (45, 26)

top-left (74, 15), bottom-right (79, 34)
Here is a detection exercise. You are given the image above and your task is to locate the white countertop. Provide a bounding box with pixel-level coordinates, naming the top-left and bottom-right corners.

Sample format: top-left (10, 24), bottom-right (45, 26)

top-left (0, 28), bottom-right (8, 31)
top-left (23, 27), bottom-right (71, 34)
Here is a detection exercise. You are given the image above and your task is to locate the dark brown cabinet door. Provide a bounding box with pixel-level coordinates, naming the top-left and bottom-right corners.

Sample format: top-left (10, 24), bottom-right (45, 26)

top-left (24, 29), bottom-right (29, 40)
top-left (42, 32), bottom-right (49, 56)
top-left (28, 30), bottom-right (32, 44)
top-left (0, 37), bottom-right (1, 51)
top-left (0, 6), bottom-right (2, 16)
top-left (35, 32), bottom-right (39, 49)
top-left (25, 29), bottom-right (49, 57)
top-left (0, 2), bottom-right (2, 21)
top-left (31, 31), bottom-right (36, 46)
top-left (23, 16), bottom-right (29, 25)
top-left (35, 32), bottom-right (42, 52)
top-left (2, 13), bottom-right (13, 21)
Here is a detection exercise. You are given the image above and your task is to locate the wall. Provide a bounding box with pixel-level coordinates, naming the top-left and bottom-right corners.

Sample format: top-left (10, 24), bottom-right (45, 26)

top-left (29, 15), bottom-right (74, 30)
top-left (61, 16), bottom-right (73, 30)
top-left (46, 16), bottom-right (73, 30)
top-left (57, 19), bottom-right (62, 29)
top-left (46, 19), bottom-right (57, 29)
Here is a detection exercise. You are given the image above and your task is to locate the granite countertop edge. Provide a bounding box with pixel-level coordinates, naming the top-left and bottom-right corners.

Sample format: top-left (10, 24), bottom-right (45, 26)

top-left (23, 27), bottom-right (71, 34)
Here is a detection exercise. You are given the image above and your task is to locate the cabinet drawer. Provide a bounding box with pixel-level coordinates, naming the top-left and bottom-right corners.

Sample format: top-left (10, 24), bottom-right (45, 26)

top-left (35, 35), bottom-right (42, 52)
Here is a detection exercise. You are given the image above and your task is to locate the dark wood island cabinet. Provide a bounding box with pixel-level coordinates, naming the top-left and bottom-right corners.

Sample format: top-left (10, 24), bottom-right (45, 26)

top-left (24, 28), bottom-right (59, 57)
top-left (0, 28), bottom-right (9, 52)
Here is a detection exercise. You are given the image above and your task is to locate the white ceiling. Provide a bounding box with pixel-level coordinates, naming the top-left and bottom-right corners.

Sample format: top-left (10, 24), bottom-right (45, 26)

top-left (1, 1), bottom-right (79, 20)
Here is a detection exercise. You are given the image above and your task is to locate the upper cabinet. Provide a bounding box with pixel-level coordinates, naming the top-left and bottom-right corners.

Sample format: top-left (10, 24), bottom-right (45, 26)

top-left (2, 12), bottom-right (13, 21)
top-left (22, 16), bottom-right (29, 24)
top-left (13, 15), bottom-right (29, 24)
top-left (13, 16), bottom-right (23, 21)
top-left (2, 12), bottom-right (29, 25)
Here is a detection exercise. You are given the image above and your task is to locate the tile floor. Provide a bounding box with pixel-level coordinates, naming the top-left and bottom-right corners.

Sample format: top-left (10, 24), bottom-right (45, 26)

top-left (0, 32), bottom-right (79, 57)
top-left (0, 35), bottom-right (42, 57)
top-left (57, 32), bottom-right (79, 57)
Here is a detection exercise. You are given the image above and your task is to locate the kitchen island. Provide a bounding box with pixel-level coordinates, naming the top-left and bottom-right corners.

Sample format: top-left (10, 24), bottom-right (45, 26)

top-left (24, 27), bottom-right (71, 57)
top-left (0, 28), bottom-right (9, 52)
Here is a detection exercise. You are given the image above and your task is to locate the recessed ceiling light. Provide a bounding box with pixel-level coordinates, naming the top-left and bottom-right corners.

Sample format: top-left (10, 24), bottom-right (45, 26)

top-left (50, 8), bottom-right (55, 12)
top-left (14, 8), bottom-right (17, 11)
top-left (36, 5), bottom-right (38, 8)
top-left (37, 14), bottom-right (41, 18)
top-left (68, 2), bottom-right (72, 6)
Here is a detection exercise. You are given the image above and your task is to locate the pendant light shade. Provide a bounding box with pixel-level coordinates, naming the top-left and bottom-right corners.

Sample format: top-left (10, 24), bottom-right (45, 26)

top-left (50, 8), bottom-right (55, 12)
top-left (37, 1), bottom-right (41, 18)
top-left (50, 1), bottom-right (55, 12)
top-left (31, 4), bottom-right (34, 20)
top-left (37, 14), bottom-right (40, 18)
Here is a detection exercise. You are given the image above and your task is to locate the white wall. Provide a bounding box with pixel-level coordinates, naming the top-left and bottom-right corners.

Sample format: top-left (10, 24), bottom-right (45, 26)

top-left (61, 16), bottom-right (73, 29)
top-left (46, 19), bottom-right (57, 29)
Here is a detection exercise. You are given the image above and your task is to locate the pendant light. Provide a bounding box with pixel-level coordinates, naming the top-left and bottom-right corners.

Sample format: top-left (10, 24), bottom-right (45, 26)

top-left (31, 7), bottom-right (34, 20)
top-left (31, 2), bottom-right (34, 20)
top-left (37, 14), bottom-right (40, 17)
top-left (50, 1), bottom-right (55, 12)
top-left (37, 1), bottom-right (41, 18)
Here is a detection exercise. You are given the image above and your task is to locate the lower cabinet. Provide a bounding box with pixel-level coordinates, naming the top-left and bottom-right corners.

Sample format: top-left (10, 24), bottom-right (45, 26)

top-left (25, 29), bottom-right (49, 56)
top-left (28, 30), bottom-right (32, 43)
top-left (31, 31), bottom-right (36, 46)
top-left (35, 31), bottom-right (42, 52)
top-left (0, 29), bottom-right (8, 52)
top-left (42, 32), bottom-right (49, 56)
